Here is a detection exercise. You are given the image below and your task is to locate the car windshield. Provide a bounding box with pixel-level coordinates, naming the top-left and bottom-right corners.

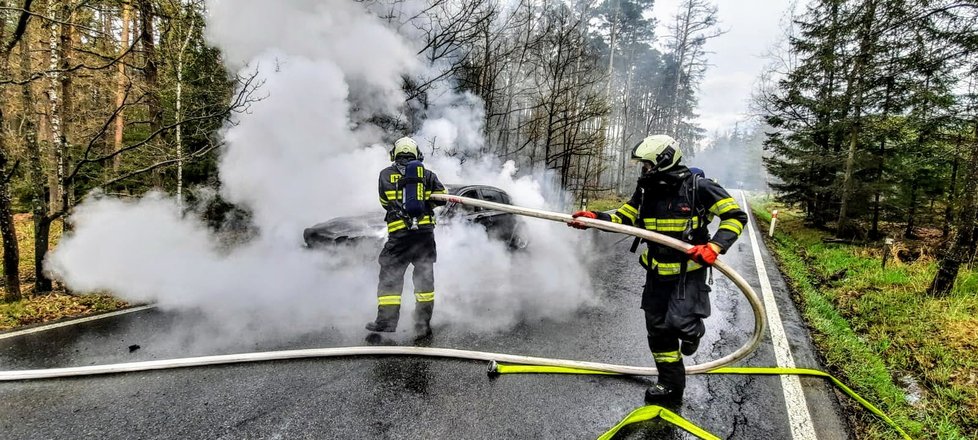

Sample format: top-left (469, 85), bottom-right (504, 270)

top-left (452, 189), bottom-right (481, 213)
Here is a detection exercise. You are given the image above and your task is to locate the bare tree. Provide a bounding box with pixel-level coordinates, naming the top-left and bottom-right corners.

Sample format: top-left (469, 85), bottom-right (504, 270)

top-left (21, 28), bottom-right (47, 294)
top-left (663, 0), bottom-right (722, 139)
top-left (164, 0), bottom-right (200, 206)
top-left (112, 1), bottom-right (131, 171)
top-left (1, 0), bottom-right (261, 292)
top-left (930, 117), bottom-right (978, 295)
top-left (0, 0), bottom-right (33, 301)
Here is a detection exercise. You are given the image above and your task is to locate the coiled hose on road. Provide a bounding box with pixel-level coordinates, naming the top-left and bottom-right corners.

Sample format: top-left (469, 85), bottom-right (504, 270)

top-left (428, 193), bottom-right (768, 375)
top-left (0, 194), bottom-right (767, 381)
top-left (0, 195), bottom-right (912, 439)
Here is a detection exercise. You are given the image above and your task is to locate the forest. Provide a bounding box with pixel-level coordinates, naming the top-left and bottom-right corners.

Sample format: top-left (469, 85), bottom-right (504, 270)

top-left (1, 0), bottom-right (976, 298)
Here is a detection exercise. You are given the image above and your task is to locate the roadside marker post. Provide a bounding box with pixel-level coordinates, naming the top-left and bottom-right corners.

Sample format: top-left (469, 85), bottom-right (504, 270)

top-left (769, 210), bottom-right (778, 237)
top-left (882, 238), bottom-right (894, 268)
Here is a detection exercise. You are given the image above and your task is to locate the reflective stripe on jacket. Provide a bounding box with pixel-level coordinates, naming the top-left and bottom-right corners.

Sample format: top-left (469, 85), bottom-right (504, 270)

top-left (597, 168), bottom-right (747, 275)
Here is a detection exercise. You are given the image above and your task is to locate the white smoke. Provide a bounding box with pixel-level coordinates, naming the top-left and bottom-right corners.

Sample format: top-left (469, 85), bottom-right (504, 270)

top-left (414, 86), bottom-right (487, 154)
top-left (205, 0), bottom-right (420, 115)
top-left (49, 193), bottom-right (375, 333)
top-left (47, 0), bottom-right (596, 343)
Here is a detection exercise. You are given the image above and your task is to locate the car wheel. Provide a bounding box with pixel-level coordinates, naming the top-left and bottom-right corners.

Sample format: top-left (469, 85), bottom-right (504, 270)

top-left (508, 224), bottom-right (529, 250)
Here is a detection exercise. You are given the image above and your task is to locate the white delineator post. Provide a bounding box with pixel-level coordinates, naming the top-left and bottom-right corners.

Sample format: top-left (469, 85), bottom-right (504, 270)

top-left (769, 210), bottom-right (779, 237)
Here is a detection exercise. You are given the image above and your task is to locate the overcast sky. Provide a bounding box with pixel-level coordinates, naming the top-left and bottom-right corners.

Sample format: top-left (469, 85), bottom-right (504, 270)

top-left (653, 0), bottom-right (796, 135)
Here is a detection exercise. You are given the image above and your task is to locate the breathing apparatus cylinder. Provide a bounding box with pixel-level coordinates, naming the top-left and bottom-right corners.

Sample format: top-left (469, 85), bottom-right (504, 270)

top-left (401, 160), bottom-right (426, 230)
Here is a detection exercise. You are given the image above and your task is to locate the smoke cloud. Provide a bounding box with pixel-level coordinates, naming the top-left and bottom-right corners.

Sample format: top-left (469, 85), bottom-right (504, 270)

top-left (47, 0), bottom-right (596, 344)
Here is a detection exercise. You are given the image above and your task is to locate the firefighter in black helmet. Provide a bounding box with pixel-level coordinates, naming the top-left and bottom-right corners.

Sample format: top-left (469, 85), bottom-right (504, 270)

top-left (569, 134), bottom-right (748, 403)
top-left (366, 137), bottom-right (447, 339)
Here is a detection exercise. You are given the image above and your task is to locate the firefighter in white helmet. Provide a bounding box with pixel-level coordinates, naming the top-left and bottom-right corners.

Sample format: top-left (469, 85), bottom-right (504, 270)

top-left (569, 134), bottom-right (748, 403)
top-left (366, 137), bottom-right (447, 340)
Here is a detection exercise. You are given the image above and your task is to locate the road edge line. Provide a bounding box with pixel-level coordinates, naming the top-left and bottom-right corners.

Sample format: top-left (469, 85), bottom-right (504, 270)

top-left (741, 191), bottom-right (817, 440)
top-left (0, 305), bottom-right (156, 340)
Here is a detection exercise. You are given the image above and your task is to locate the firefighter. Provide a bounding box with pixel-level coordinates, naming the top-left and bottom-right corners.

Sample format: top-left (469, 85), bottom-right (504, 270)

top-left (568, 134), bottom-right (748, 403)
top-left (366, 137), bottom-right (447, 339)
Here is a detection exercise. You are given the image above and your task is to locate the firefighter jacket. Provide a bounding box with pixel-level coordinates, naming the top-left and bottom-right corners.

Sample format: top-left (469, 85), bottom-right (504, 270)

top-left (378, 160), bottom-right (447, 235)
top-left (595, 166), bottom-right (748, 276)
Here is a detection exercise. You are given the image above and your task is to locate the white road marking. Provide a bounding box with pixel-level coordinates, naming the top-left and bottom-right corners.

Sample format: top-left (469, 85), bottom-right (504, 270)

top-left (0, 305), bottom-right (156, 340)
top-left (740, 191), bottom-right (817, 439)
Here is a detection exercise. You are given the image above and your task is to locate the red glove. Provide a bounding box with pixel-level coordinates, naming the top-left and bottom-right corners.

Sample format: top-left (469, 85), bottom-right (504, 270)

top-left (568, 211), bottom-right (597, 230)
top-left (686, 243), bottom-right (720, 266)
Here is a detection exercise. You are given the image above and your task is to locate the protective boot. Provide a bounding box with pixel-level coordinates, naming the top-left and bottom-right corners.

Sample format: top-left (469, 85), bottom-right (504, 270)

top-left (644, 383), bottom-right (682, 404)
top-left (365, 305), bottom-right (400, 332)
top-left (646, 357), bottom-right (685, 404)
top-left (413, 302), bottom-right (434, 339)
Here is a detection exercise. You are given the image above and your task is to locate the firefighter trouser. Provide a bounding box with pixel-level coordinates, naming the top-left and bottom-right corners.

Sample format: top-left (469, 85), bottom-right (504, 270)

top-left (642, 267), bottom-right (711, 392)
top-left (373, 231), bottom-right (437, 328)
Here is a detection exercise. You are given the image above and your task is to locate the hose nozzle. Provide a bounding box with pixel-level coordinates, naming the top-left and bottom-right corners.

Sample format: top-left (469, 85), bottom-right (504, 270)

top-left (486, 360), bottom-right (500, 377)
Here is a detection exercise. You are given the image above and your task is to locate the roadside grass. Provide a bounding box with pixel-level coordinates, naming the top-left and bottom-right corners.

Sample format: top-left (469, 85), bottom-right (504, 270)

top-left (587, 196), bottom-right (628, 213)
top-left (0, 293), bottom-right (128, 331)
top-left (753, 198), bottom-right (976, 440)
top-left (0, 214), bottom-right (127, 332)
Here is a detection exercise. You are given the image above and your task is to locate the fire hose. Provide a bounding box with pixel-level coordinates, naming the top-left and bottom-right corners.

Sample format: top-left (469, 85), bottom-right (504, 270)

top-left (433, 195), bottom-right (907, 439)
top-left (431, 193), bottom-right (767, 375)
top-left (0, 194), bottom-right (910, 440)
top-left (0, 194), bottom-right (765, 380)
top-left (0, 195), bottom-right (914, 439)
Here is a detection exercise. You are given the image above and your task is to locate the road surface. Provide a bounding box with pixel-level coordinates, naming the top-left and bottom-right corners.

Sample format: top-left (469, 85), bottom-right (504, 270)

top-left (0, 195), bottom-right (850, 439)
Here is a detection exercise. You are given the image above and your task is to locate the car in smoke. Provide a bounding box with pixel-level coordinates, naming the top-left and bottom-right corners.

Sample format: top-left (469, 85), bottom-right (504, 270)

top-left (303, 184), bottom-right (529, 250)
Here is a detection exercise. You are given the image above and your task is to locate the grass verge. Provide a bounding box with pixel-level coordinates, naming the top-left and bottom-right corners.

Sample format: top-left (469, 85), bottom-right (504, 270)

top-left (752, 198), bottom-right (976, 440)
top-left (587, 196), bottom-right (628, 213)
top-left (0, 293), bottom-right (128, 331)
top-left (0, 214), bottom-right (128, 332)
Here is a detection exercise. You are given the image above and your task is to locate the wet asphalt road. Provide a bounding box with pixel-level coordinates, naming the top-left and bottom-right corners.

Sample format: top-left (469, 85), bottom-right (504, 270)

top-left (0, 196), bottom-right (851, 439)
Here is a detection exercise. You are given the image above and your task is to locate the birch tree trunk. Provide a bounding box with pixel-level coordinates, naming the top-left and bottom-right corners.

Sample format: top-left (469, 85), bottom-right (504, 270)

top-left (46, 0), bottom-right (64, 215)
top-left (175, 13), bottom-right (196, 208)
